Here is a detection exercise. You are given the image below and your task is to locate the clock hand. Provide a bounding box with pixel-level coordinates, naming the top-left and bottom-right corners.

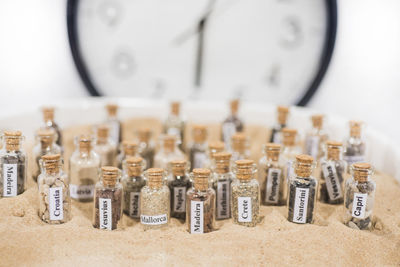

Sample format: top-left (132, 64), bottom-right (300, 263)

top-left (195, 17), bottom-right (207, 87)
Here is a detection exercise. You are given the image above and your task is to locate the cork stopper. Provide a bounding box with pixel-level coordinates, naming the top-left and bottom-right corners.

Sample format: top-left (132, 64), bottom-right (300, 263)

top-left (277, 106), bottom-right (289, 125)
top-left (122, 141), bottom-right (138, 157)
top-left (264, 143), bottom-right (281, 161)
top-left (352, 163), bottom-right (372, 183)
top-left (37, 128), bottom-right (55, 148)
top-left (193, 168), bottom-right (210, 191)
top-left (163, 135), bottom-right (176, 152)
top-left (294, 154), bottom-right (314, 177)
top-left (42, 154), bottom-right (61, 174)
top-left (230, 99), bottom-right (239, 115)
top-left (97, 125), bottom-right (109, 143)
top-left (102, 166), bottom-right (119, 186)
top-left (171, 160), bottom-right (187, 176)
top-left (4, 131), bottom-right (22, 151)
top-left (106, 104), bottom-right (118, 116)
top-left (349, 120), bottom-right (362, 138)
top-left (326, 140), bottom-right (343, 161)
top-left (138, 127), bottom-right (151, 143)
top-left (78, 135), bottom-right (92, 153)
top-left (146, 168), bottom-right (164, 189)
top-left (214, 152), bottom-right (231, 174)
top-left (235, 159), bottom-right (255, 180)
top-left (126, 157), bottom-right (143, 177)
top-left (42, 107), bottom-right (55, 122)
top-left (282, 128), bottom-right (297, 147)
top-left (170, 101), bottom-right (180, 116)
top-left (192, 124), bottom-right (207, 143)
top-left (311, 114), bottom-right (324, 129)
top-left (231, 133), bottom-right (247, 152)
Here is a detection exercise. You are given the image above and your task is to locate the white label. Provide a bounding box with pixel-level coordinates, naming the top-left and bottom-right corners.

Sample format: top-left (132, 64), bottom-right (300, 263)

top-left (140, 214), bottom-right (168, 225)
top-left (238, 197), bottom-right (252, 222)
top-left (265, 168), bottom-right (282, 204)
top-left (222, 122), bottom-right (236, 144)
top-left (99, 198), bottom-right (112, 230)
top-left (193, 152), bottom-right (207, 169)
top-left (344, 155), bottom-right (365, 166)
top-left (351, 193), bottom-right (367, 219)
top-left (109, 120), bottom-right (120, 145)
top-left (293, 188), bottom-right (309, 223)
top-left (286, 160), bottom-right (294, 181)
top-left (49, 187), bottom-right (64, 221)
top-left (272, 131), bottom-right (281, 144)
top-left (129, 192), bottom-right (141, 218)
top-left (305, 135), bottom-right (320, 159)
top-left (167, 127), bottom-right (180, 138)
top-left (69, 184), bottom-right (94, 200)
top-left (3, 164), bottom-right (17, 197)
top-left (217, 180), bottom-right (230, 219)
top-left (190, 200), bottom-right (204, 234)
top-left (173, 187), bottom-right (186, 213)
top-left (322, 162), bottom-right (343, 201)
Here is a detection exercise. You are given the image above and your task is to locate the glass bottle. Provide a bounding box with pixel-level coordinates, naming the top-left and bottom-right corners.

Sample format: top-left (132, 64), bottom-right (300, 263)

top-left (344, 163), bottom-right (375, 230)
top-left (281, 128), bottom-right (301, 181)
top-left (0, 131), bottom-right (26, 197)
top-left (163, 101), bottom-right (185, 151)
top-left (116, 140), bottom-right (140, 169)
top-left (140, 168), bottom-right (170, 230)
top-left (259, 143), bottom-right (286, 206)
top-left (41, 107), bottom-right (62, 148)
top-left (94, 125), bottom-right (117, 167)
top-left (230, 133), bottom-right (250, 162)
top-left (304, 114), bottom-right (329, 160)
top-left (122, 157), bottom-right (146, 220)
top-left (137, 127), bottom-right (155, 169)
top-left (269, 105), bottom-right (289, 144)
top-left (188, 125), bottom-right (208, 171)
top-left (221, 99), bottom-right (244, 150)
top-left (232, 160), bottom-right (259, 227)
top-left (212, 152), bottom-right (233, 220)
top-left (69, 135), bottom-right (100, 202)
top-left (319, 141), bottom-right (347, 204)
top-left (32, 128), bottom-right (61, 182)
top-left (38, 154), bottom-right (70, 224)
top-left (93, 166), bottom-right (123, 230)
top-left (154, 135), bottom-right (185, 171)
top-left (105, 104), bottom-right (122, 147)
top-left (203, 141), bottom-right (225, 169)
top-left (187, 168), bottom-right (215, 234)
top-left (168, 160), bottom-right (191, 221)
top-left (287, 155), bottom-right (317, 224)
top-left (344, 121), bottom-right (366, 171)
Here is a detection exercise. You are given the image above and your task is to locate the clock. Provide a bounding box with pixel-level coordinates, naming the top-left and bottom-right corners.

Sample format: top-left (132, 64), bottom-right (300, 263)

top-left (67, 0), bottom-right (337, 106)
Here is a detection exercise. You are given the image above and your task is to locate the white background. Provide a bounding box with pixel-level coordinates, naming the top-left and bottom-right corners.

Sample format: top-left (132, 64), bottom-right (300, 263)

top-left (0, 0), bottom-right (399, 146)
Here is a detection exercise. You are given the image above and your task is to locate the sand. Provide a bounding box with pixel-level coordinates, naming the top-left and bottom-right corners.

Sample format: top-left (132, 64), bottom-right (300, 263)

top-left (0, 118), bottom-right (399, 266)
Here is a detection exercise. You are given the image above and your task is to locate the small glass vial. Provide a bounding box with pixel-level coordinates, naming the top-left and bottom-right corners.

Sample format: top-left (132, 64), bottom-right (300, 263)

top-left (304, 114), bottom-right (329, 160)
top-left (230, 133), bottom-right (250, 162)
top-left (203, 141), bottom-right (225, 169)
top-left (116, 141), bottom-right (140, 169)
top-left (69, 135), bottom-right (100, 202)
top-left (137, 127), bottom-right (155, 169)
top-left (344, 121), bottom-right (366, 171)
top-left (187, 168), bottom-right (215, 234)
top-left (105, 104), bottom-right (122, 147)
top-left (344, 163), bottom-right (375, 230)
top-left (122, 157), bottom-right (146, 220)
top-left (32, 129), bottom-right (61, 182)
top-left (38, 154), bottom-right (70, 224)
top-left (94, 125), bottom-right (117, 167)
top-left (259, 143), bottom-right (286, 206)
top-left (319, 141), bottom-right (347, 204)
top-left (41, 107), bottom-right (62, 148)
top-left (269, 106), bottom-right (289, 144)
top-left (281, 128), bottom-right (301, 181)
top-left (188, 125), bottom-right (208, 170)
top-left (140, 168), bottom-right (170, 230)
top-left (154, 135), bottom-right (185, 171)
top-left (212, 152), bottom-right (233, 220)
top-left (0, 131), bottom-right (27, 197)
top-left (232, 160), bottom-right (259, 227)
top-left (163, 101), bottom-right (185, 151)
top-left (93, 166), bottom-right (123, 230)
top-left (221, 99), bottom-right (244, 150)
top-left (168, 160), bottom-right (191, 221)
top-left (287, 155), bottom-right (317, 224)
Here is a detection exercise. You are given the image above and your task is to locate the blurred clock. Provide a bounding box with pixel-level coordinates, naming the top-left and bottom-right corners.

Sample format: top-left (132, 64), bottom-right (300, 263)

top-left (67, 0), bottom-right (337, 105)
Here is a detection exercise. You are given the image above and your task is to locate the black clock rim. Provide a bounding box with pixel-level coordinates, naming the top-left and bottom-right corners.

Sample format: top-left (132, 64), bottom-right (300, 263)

top-left (66, 0), bottom-right (337, 106)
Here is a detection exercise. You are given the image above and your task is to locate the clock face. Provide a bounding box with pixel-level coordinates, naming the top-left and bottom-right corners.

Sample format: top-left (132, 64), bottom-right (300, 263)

top-left (68, 0), bottom-right (336, 105)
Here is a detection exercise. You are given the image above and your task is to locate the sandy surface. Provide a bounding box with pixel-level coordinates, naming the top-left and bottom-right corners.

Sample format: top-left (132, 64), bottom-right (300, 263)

top-left (0, 118), bottom-right (399, 266)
